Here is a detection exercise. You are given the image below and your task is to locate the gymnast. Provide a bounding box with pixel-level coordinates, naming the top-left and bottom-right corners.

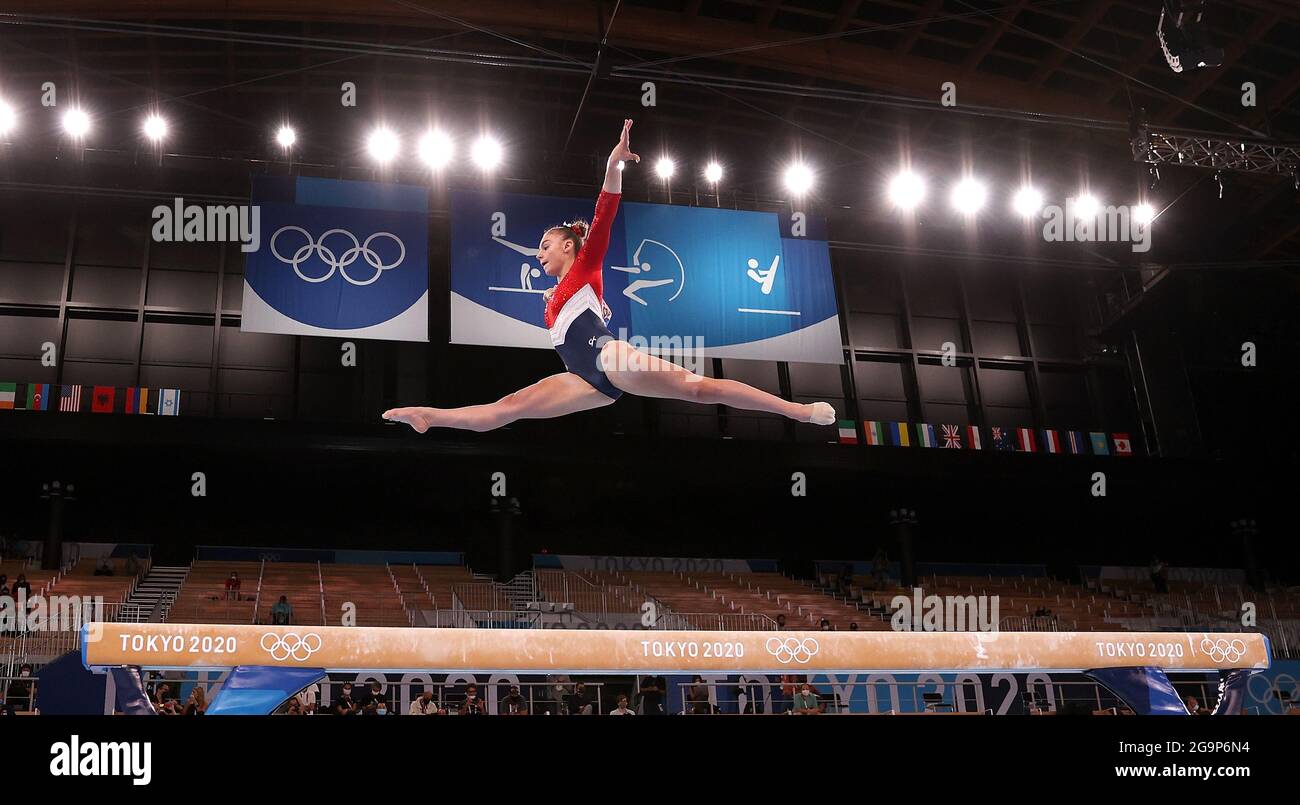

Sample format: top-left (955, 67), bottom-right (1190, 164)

top-left (384, 119), bottom-right (837, 433)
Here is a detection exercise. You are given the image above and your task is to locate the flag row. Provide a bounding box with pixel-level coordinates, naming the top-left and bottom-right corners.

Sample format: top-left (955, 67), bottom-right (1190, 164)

top-left (837, 420), bottom-right (1136, 456)
top-left (0, 383), bottom-right (181, 415)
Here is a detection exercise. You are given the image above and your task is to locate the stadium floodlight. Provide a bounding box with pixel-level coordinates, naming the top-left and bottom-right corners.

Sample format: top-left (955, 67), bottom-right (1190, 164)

top-left (888, 170), bottom-right (925, 210)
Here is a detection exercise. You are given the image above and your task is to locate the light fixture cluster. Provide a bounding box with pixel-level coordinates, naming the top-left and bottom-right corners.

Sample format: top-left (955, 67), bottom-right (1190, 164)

top-left (885, 170), bottom-right (1156, 223)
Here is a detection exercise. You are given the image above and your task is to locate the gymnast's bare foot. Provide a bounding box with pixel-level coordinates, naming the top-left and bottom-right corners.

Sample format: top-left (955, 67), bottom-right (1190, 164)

top-left (382, 407), bottom-right (437, 433)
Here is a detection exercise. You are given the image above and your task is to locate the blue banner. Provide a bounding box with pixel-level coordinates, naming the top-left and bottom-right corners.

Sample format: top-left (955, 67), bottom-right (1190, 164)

top-left (242, 176), bottom-right (429, 342)
top-left (450, 190), bottom-right (841, 364)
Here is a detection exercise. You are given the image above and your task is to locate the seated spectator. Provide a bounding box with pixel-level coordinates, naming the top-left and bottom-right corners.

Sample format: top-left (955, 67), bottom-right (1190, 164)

top-left (285, 698), bottom-right (302, 716)
top-left (819, 618), bottom-right (832, 631)
top-left (1185, 695), bottom-right (1209, 715)
top-left (775, 613), bottom-right (787, 629)
top-left (296, 682), bottom-right (319, 710)
top-left (567, 681), bottom-right (594, 715)
top-left (153, 683), bottom-right (173, 713)
top-left (94, 557), bottom-right (114, 576)
top-left (12, 575), bottom-right (31, 598)
top-left (333, 683), bottom-right (357, 716)
top-left (409, 689), bottom-right (438, 715)
top-left (792, 682), bottom-right (821, 715)
top-left (849, 622), bottom-right (859, 631)
top-left (460, 684), bottom-right (486, 716)
top-left (270, 595), bottom-right (293, 625)
top-left (6, 665), bottom-right (33, 711)
top-left (302, 701), bottom-right (318, 715)
top-left (500, 684), bottom-right (529, 716)
top-left (178, 687), bottom-right (205, 715)
top-left (358, 681), bottom-right (385, 710)
top-left (609, 695), bottom-right (635, 715)
top-left (224, 572), bottom-right (241, 600)
top-left (0, 692), bottom-right (15, 716)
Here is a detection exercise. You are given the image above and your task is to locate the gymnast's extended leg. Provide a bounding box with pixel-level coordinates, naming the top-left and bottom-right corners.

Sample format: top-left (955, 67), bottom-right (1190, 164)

top-left (598, 340), bottom-right (835, 424)
top-left (382, 372), bottom-right (615, 433)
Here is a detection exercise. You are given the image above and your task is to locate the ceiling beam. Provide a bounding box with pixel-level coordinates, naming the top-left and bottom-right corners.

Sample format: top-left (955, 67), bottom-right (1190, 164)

top-left (1029, 0), bottom-right (1114, 88)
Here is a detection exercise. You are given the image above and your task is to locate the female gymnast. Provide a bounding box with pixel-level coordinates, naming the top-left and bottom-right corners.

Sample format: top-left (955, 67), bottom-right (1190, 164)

top-left (383, 119), bottom-right (837, 433)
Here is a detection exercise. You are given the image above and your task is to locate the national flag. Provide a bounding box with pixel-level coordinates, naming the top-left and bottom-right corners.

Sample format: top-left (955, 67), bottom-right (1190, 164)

top-left (27, 383), bottom-right (50, 411)
top-left (59, 385), bottom-right (82, 412)
top-left (157, 388), bottom-right (180, 416)
top-left (1112, 432), bottom-right (1133, 456)
top-left (915, 423), bottom-right (936, 448)
top-left (1015, 427), bottom-right (1037, 453)
top-left (940, 424), bottom-right (963, 449)
top-left (124, 387), bottom-right (152, 414)
top-left (124, 387), bottom-right (139, 414)
top-left (91, 385), bottom-right (116, 413)
top-left (888, 421), bottom-right (911, 447)
top-left (1040, 429), bottom-right (1062, 454)
top-left (137, 387), bottom-right (152, 414)
top-left (0, 382), bottom-right (15, 410)
top-left (864, 421), bottom-right (886, 446)
top-left (965, 425), bottom-right (982, 450)
top-left (991, 426), bottom-right (1015, 451)
top-left (1089, 432), bottom-right (1110, 456)
top-left (836, 420), bottom-right (858, 445)
top-left (1065, 431), bottom-right (1087, 455)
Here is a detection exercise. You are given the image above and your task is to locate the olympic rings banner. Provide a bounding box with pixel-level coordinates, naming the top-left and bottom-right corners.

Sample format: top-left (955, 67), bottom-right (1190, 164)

top-left (82, 623), bottom-right (1269, 674)
top-left (241, 176), bottom-right (429, 342)
top-left (449, 190), bottom-right (842, 364)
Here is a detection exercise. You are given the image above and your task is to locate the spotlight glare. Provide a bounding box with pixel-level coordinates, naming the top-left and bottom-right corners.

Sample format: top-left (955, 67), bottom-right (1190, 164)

top-left (143, 114), bottom-right (168, 143)
top-left (0, 100), bottom-right (15, 136)
top-left (888, 171), bottom-right (925, 210)
top-left (704, 161), bottom-right (723, 183)
top-left (655, 157), bottom-right (675, 180)
top-left (1012, 186), bottom-right (1044, 217)
top-left (366, 126), bottom-right (400, 164)
top-left (1074, 193), bottom-right (1100, 219)
top-left (1133, 202), bottom-right (1155, 225)
top-left (276, 125), bottom-right (296, 149)
top-left (418, 129), bottom-right (453, 169)
top-left (62, 108), bottom-right (90, 139)
top-left (471, 135), bottom-right (503, 170)
top-left (784, 162), bottom-right (814, 195)
top-left (951, 178), bottom-right (988, 215)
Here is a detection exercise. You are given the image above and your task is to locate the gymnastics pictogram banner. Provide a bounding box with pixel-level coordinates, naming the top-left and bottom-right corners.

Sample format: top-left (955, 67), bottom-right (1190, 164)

top-left (241, 176), bottom-right (429, 342)
top-left (449, 189), bottom-right (842, 364)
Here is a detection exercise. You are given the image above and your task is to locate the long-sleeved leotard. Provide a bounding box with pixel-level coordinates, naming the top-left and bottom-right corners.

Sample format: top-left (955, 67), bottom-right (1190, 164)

top-left (545, 190), bottom-right (623, 400)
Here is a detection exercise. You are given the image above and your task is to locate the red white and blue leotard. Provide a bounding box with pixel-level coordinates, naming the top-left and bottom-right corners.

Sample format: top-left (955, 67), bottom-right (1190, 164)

top-left (545, 190), bottom-right (622, 400)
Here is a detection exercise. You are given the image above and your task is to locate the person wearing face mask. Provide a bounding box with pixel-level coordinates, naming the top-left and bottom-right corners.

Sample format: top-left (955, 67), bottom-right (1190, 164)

top-left (409, 689), bottom-right (438, 715)
top-left (333, 683), bottom-right (357, 716)
top-left (792, 682), bottom-right (821, 715)
top-left (459, 684), bottom-right (485, 716)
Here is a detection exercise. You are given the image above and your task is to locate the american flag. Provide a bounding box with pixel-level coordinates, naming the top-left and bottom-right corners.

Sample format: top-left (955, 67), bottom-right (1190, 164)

top-left (940, 424), bottom-right (963, 448)
top-left (59, 384), bottom-right (81, 412)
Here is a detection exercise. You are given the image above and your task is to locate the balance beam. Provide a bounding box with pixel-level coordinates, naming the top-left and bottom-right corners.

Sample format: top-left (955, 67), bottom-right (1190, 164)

top-left (82, 622), bottom-right (1269, 674)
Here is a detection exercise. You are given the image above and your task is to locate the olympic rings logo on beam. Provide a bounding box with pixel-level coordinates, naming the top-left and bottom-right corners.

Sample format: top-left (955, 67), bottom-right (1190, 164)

top-left (270, 226), bottom-right (405, 286)
top-left (260, 632), bottom-right (323, 662)
top-left (765, 636), bottom-right (819, 664)
top-left (1199, 637), bottom-right (1247, 663)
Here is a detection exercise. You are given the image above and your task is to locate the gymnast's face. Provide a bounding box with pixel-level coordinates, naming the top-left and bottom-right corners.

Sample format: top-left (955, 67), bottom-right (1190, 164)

top-left (538, 229), bottom-right (576, 277)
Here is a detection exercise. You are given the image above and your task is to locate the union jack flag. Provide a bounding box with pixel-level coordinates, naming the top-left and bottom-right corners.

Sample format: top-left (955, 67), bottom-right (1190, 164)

top-left (940, 424), bottom-right (963, 449)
